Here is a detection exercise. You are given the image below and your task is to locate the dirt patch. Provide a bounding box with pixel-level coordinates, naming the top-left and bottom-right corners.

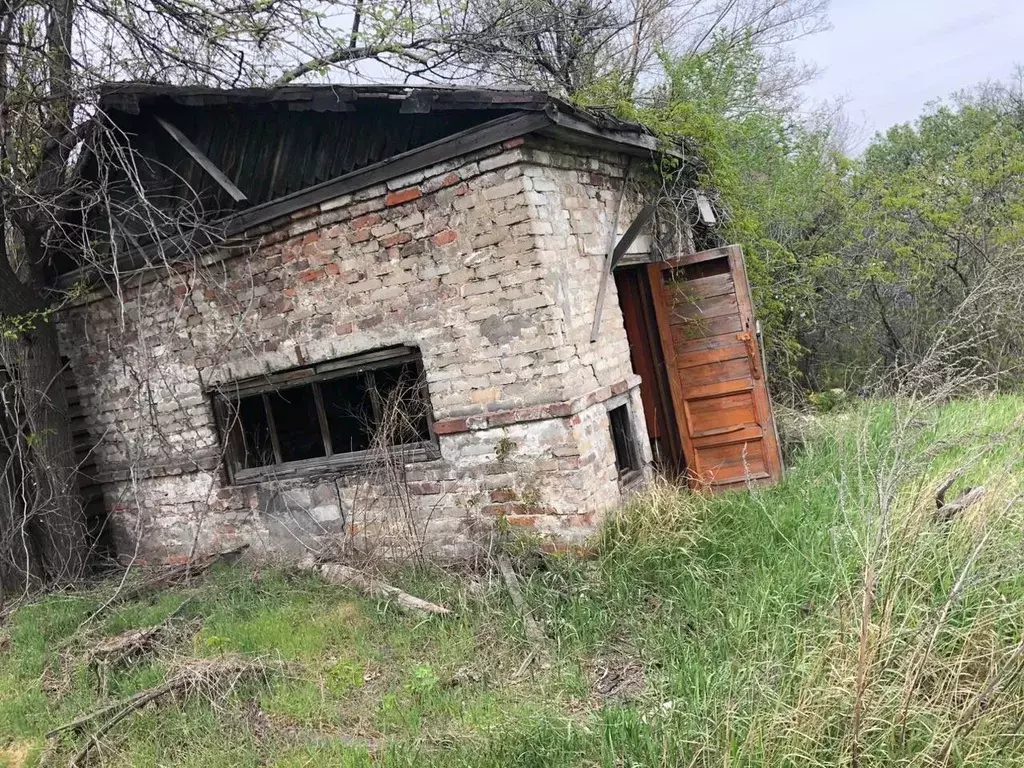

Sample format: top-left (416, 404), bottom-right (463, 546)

top-left (586, 653), bottom-right (646, 702)
top-left (0, 741), bottom-right (33, 768)
top-left (263, 707), bottom-right (380, 754)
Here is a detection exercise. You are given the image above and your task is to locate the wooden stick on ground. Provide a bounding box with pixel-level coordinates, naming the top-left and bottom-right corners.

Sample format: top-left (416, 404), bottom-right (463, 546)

top-left (496, 554), bottom-right (546, 646)
top-left (301, 560), bottom-right (451, 617)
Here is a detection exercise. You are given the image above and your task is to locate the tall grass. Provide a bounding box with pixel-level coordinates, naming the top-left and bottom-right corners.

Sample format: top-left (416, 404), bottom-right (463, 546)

top-left (519, 394), bottom-right (1024, 766)
top-left (2, 395), bottom-right (1023, 767)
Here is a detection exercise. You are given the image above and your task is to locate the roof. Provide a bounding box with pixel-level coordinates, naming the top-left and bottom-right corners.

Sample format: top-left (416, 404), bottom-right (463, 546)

top-left (97, 82), bottom-right (650, 135)
top-left (72, 83), bottom-right (663, 276)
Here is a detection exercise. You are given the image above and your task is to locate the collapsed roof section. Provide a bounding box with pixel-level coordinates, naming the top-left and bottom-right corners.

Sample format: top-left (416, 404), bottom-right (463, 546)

top-left (96, 83), bottom-right (662, 239)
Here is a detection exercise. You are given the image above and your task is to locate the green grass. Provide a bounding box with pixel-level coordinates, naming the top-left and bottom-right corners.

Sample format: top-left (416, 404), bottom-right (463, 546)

top-left (3, 394), bottom-right (1024, 766)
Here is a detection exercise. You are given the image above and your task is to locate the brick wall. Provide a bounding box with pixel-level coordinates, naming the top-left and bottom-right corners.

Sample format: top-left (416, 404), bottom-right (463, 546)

top-left (59, 136), bottom-right (654, 562)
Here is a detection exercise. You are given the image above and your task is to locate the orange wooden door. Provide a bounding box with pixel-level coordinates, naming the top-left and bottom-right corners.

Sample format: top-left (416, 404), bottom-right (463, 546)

top-left (646, 245), bottom-right (784, 489)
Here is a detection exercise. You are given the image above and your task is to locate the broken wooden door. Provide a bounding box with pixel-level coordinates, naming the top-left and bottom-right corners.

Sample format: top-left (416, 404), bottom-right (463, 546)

top-left (646, 245), bottom-right (783, 488)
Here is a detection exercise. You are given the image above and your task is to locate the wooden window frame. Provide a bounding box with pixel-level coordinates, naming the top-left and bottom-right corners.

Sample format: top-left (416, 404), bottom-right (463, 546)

top-left (606, 396), bottom-right (642, 486)
top-left (211, 346), bottom-right (439, 485)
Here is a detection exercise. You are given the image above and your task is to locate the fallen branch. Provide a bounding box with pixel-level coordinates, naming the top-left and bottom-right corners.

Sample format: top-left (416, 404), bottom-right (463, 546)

top-left (496, 554), bottom-right (546, 646)
top-left (76, 545), bottom-right (249, 634)
top-left (935, 471), bottom-right (964, 509)
top-left (48, 655), bottom-right (277, 766)
top-left (87, 597), bottom-right (193, 666)
top-left (117, 545), bottom-right (249, 604)
top-left (935, 486), bottom-right (986, 523)
top-left (300, 559), bottom-right (451, 618)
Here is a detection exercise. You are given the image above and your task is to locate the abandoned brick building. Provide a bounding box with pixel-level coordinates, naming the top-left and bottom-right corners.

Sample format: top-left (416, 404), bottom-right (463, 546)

top-left (58, 84), bottom-right (782, 561)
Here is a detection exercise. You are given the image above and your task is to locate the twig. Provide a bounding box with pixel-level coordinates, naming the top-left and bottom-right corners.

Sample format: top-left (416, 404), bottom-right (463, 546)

top-left (72, 681), bottom-right (177, 766)
top-left (851, 564), bottom-right (875, 768)
top-left (49, 656), bottom-right (277, 765)
top-left (935, 471), bottom-right (963, 508)
top-left (76, 545), bottom-right (247, 632)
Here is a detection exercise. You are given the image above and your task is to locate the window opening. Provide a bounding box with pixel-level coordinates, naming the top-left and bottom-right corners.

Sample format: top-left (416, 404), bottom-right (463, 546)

top-left (609, 404), bottom-right (640, 480)
top-left (215, 346), bottom-right (434, 480)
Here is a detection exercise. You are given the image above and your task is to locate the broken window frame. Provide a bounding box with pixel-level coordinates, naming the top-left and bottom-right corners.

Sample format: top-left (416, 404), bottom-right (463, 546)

top-left (607, 399), bottom-right (642, 484)
top-left (211, 346), bottom-right (438, 484)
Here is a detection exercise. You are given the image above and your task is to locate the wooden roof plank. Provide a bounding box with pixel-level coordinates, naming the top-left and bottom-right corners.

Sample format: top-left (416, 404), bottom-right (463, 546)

top-left (154, 116), bottom-right (248, 203)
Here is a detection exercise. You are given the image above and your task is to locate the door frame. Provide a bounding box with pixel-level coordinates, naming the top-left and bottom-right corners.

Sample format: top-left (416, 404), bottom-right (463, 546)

top-left (614, 266), bottom-right (685, 476)
top-left (616, 245), bottom-right (783, 488)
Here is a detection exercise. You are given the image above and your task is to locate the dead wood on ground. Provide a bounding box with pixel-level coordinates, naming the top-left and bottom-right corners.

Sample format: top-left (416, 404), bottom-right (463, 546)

top-left (299, 558), bottom-right (451, 617)
top-left (496, 553), bottom-right (546, 646)
top-left (47, 655), bottom-right (280, 766)
top-left (935, 473), bottom-right (986, 523)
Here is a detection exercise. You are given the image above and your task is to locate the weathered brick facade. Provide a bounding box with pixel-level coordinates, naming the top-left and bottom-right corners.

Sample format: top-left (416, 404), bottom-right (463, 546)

top-left (60, 136), bottom-right (655, 561)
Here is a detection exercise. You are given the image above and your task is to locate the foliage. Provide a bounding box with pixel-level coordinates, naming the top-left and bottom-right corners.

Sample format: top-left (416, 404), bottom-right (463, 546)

top-left (625, 37), bottom-right (850, 390)
top-left (621, 40), bottom-right (1024, 397)
top-left (819, 92), bottom-right (1024, 385)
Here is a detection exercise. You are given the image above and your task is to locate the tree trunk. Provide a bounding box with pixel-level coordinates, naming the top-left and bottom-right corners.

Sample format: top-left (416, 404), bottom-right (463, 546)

top-left (0, 248), bottom-right (88, 590)
top-left (0, 409), bottom-right (45, 599)
top-left (20, 321), bottom-right (88, 581)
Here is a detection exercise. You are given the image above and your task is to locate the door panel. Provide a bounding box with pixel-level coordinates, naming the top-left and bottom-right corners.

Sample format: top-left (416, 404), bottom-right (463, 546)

top-left (674, 293), bottom-right (739, 320)
top-left (647, 245), bottom-right (784, 489)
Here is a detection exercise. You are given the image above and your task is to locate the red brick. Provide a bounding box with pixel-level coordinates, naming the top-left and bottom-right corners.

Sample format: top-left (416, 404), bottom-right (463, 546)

top-left (381, 232), bottom-right (412, 248)
top-left (166, 554), bottom-right (190, 566)
top-left (334, 322), bottom-right (354, 335)
top-left (351, 212), bottom-right (382, 230)
top-left (505, 515), bottom-right (536, 528)
top-left (431, 229), bottom-right (458, 246)
top-left (385, 187), bottom-right (422, 206)
top-left (539, 402), bottom-right (573, 418)
top-left (482, 503), bottom-right (513, 517)
top-left (564, 512), bottom-right (595, 527)
top-left (433, 417), bottom-right (469, 435)
top-left (490, 488), bottom-right (517, 503)
top-left (301, 231), bottom-right (320, 245)
top-left (487, 410), bottom-right (518, 427)
top-left (503, 137), bottom-right (526, 149)
top-left (298, 268), bottom-right (325, 282)
top-left (324, 263), bottom-right (340, 275)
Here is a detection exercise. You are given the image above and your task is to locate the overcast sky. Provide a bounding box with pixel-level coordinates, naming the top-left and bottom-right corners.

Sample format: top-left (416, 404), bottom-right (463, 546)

top-left (791, 0), bottom-right (1024, 148)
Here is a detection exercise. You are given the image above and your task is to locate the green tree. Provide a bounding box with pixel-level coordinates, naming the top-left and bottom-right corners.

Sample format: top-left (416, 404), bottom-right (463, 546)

top-left (629, 37), bottom-right (849, 392)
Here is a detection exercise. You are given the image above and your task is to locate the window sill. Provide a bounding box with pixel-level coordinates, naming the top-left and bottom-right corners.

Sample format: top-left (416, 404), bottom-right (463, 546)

top-left (228, 442), bottom-right (441, 486)
top-left (618, 468), bottom-right (645, 493)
